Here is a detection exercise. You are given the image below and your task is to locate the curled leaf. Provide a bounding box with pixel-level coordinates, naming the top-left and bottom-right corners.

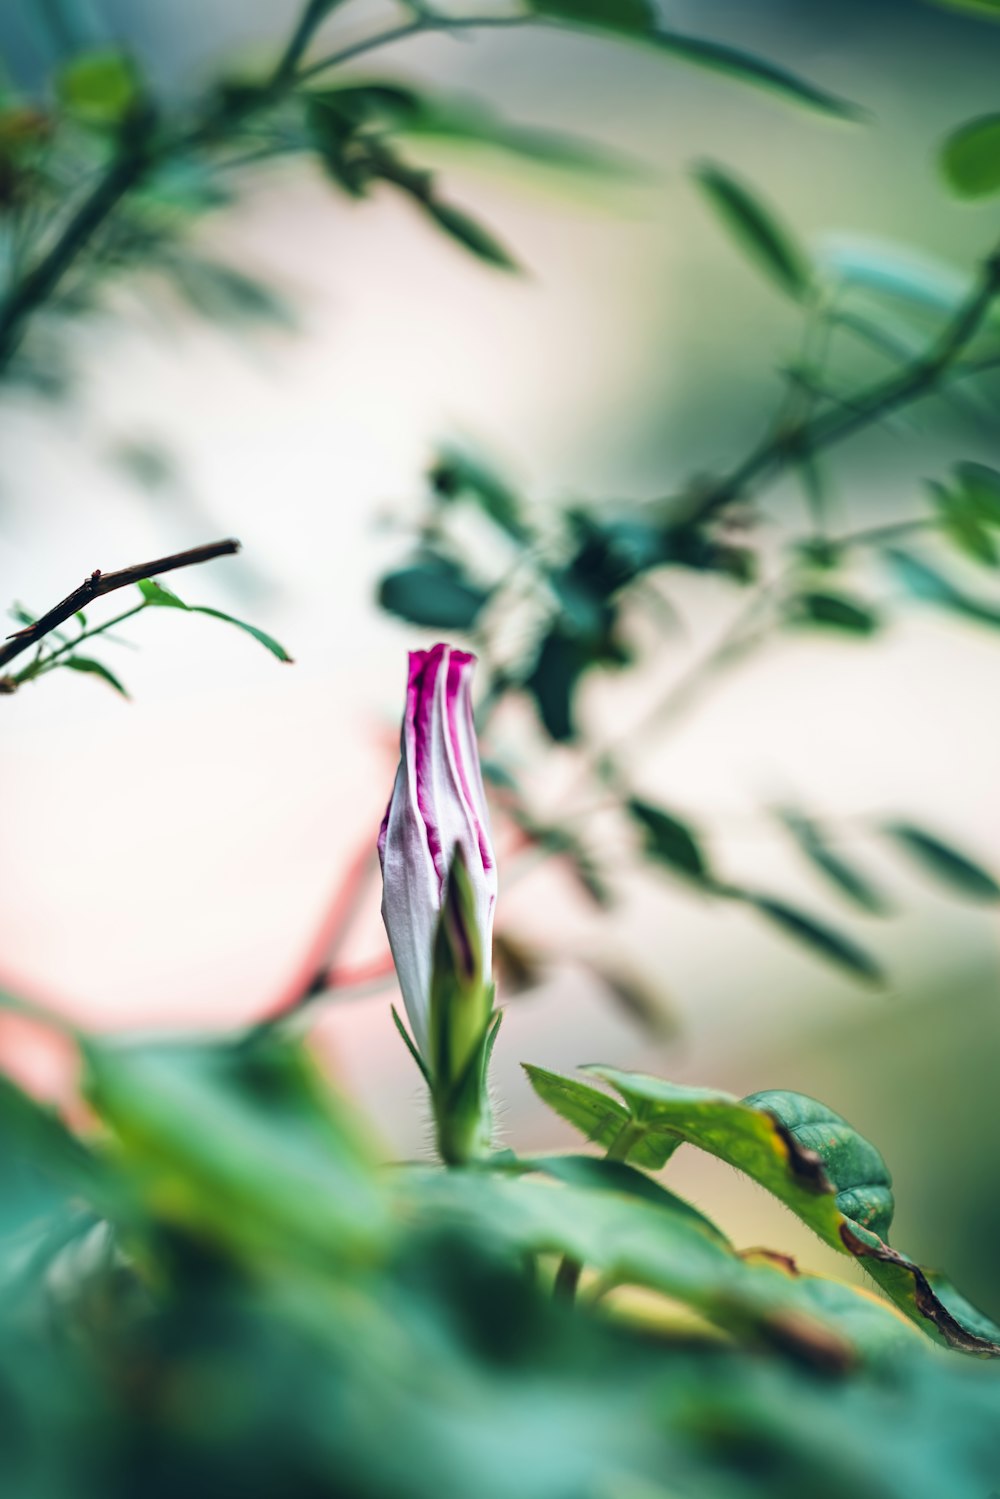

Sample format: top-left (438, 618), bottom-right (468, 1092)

top-left (582, 1067), bottom-right (1000, 1354)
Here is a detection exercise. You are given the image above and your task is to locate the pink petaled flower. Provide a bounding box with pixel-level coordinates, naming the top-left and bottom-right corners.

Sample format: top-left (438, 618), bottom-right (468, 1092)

top-left (378, 644), bottom-right (497, 1061)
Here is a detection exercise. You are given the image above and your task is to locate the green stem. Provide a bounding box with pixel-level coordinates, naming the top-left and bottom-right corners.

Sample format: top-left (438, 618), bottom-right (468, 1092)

top-left (688, 241), bottom-right (1000, 527)
top-left (14, 602), bottom-right (148, 685)
top-left (554, 1120), bottom-right (644, 1303)
top-left (0, 148), bottom-right (148, 372)
top-left (271, 0), bottom-right (349, 89)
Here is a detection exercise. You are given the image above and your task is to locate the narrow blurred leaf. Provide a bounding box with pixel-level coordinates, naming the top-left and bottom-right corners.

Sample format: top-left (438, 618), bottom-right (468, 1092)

top-left (882, 546), bottom-right (1000, 627)
top-left (429, 445), bottom-right (527, 541)
top-left (650, 34), bottom-right (859, 119)
top-left (62, 656), bottom-right (130, 698)
top-left (492, 931), bottom-right (545, 996)
top-left (524, 629), bottom-right (587, 741)
top-left (819, 236), bottom-right (968, 316)
top-left (529, 0), bottom-right (656, 33)
top-left (352, 84), bottom-right (629, 180)
top-left (775, 808), bottom-right (889, 914)
top-left (785, 590), bottom-right (881, 634)
top-left (882, 822), bottom-right (1000, 902)
top-left (940, 113), bottom-right (1000, 198)
top-left (693, 161), bottom-right (813, 301)
top-left (954, 461), bottom-right (1000, 526)
top-left (419, 198), bottom-right (520, 271)
top-left (379, 558), bottom-right (490, 629)
top-left (737, 891), bottom-right (885, 985)
top-left (167, 258), bottom-right (296, 329)
top-left (929, 479), bottom-right (998, 568)
top-left (529, 4), bottom-right (858, 117)
top-left (628, 799), bottom-right (711, 883)
top-left (592, 960), bottom-right (678, 1039)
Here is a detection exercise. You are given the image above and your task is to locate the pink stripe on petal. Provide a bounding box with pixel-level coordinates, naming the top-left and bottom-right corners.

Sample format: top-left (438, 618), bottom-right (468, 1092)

top-left (411, 643), bottom-right (448, 886)
top-left (444, 649), bottom-right (493, 874)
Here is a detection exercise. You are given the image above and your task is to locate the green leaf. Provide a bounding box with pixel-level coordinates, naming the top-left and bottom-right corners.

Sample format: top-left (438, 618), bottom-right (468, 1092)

top-left (419, 198), bottom-right (520, 271)
top-left (820, 236), bottom-right (968, 316)
top-left (940, 113), bottom-right (1000, 198)
top-left (0, 1070), bottom-right (111, 1238)
top-left (523, 629), bottom-right (587, 742)
top-left (693, 161), bottom-right (813, 301)
top-left (138, 579), bottom-right (293, 661)
top-left (391, 1005), bottom-right (431, 1087)
top-left (648, 34), bottom-right (859, 120)
top-left (529, 0), bottom-right (657, 33)
top-left (335, 83), bottom-right (628, 182)
top-left (882, 547), bottom-right (1000, 628)
top-left (529, 3), bottom-right (859, 118)
top-left (586, 1067), bottom-right (1000, 1354)
top-left (516, 818), bottom-right (614, 906)
top-left (181, 607), bottom-right (293, 662)
top-left (774, 808), bottom-right (889, 915)
top-left (882, 822), bottom-right (1000, 902)
top-left (784, 590), bottom-right (881, 634)
top-left (628, 799), bottom-right (711, 883)
top-left (522, 1064), bottom-right (674, 1170)
top-left (56, 49), bottom-right (142, 125)
top-left (379, 557), bottom-right (490, 630)
top-left (954, 461), bottom-right (1000, 527)
top-left (83, 1035), bottom-right (386, 1266)
top-left (737, 890), bottom-right (885, 985)
top-left (167, 257), bottom-right (296, 330)
top-left (62, 656), bottom-right (130, 698)
top-left (429, 444), bottom-right (527, 541)
top-left (929, 479), bottom-right (998, 568)
top-left (137, 579), bottom-right (185, 607)
top-left (399, 1164), bottom-right (918, 1367)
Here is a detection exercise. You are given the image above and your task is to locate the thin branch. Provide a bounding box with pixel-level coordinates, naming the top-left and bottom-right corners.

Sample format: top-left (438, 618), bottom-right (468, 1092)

top-left (295, 11), bottom-right (530, 80)
top-left (687, 241), bottom-right (1000, 526)
top-left (271, 0), bottom-right (352, 88)
top-left (0, 538), bottom-right (240, 670)
top-left (0, 147), bottom-right (149, 373)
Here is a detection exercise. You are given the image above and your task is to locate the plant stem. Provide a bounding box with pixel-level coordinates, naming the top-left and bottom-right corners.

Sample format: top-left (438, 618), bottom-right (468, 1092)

top-left (0, 148), bottom-right (148, 373)
top-left (554, 1119), bottom-right (645, 1303)
top-left (687, 241), bottom-right (1000, 527)
top-left (271, 0), bottom-right (349, 89)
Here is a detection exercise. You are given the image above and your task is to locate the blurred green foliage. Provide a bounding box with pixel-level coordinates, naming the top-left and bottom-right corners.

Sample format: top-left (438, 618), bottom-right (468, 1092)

top-left (1, 1004), bottom-right (1000, 1498)
top-left (3, 2), bottom-right (1000, 1493)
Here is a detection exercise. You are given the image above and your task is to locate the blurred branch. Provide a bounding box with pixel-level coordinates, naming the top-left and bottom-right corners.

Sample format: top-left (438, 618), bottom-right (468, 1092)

top-left (0, 2), bottom-right (536, 377)
top-left (0, 146), bottom-right (149, 372)
top-left (296, 12), bottom-right (529, 80)
top-left (0, 538), bottom-right (240, 670)
top-left (688, 241), bottom-right (1000, 526)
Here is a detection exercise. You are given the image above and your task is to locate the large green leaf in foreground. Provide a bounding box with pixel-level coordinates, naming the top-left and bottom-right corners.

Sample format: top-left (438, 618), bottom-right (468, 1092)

top-left (398, 1159), bottom-right (919, 1369)
top-left (527, 1064), bottom-right (1000, 1354)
